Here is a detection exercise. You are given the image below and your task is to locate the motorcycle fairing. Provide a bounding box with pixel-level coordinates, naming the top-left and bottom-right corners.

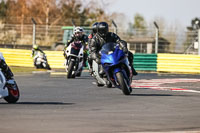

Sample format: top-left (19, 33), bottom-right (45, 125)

top-left (100, 43), bottom-right (132, 88)
top-left (0, 71), bottom-right (8, 98)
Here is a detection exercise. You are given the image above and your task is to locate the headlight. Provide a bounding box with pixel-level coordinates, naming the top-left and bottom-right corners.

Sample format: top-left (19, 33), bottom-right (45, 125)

top-left (108, 51), bottom-right (113, 54)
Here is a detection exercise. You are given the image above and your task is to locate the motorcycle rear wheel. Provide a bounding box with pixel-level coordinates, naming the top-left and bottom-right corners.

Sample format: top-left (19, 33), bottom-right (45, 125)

top-left (76, 71), bottom-right (82, 77)
top-left (4, 82), bottom-right (20, 103)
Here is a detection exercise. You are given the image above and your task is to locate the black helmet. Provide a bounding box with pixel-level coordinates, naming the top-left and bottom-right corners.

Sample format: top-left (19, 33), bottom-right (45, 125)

top-left (98, 22), bottom-right (109, 37)
top-left (92, 22), bottom-right (98, 34)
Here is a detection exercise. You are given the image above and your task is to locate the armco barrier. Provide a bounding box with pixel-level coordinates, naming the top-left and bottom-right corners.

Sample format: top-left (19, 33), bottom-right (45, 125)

top-left (157, 54), bottom-right (200, 73)
top-left (133, 54), bottom-right (157, 71)
top-left (0, 48), bottom-right (65, 68)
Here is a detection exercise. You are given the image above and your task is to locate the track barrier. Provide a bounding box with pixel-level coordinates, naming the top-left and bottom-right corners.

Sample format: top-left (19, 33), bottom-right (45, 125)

top-left (134, 54), bottom-right (157, 71)
top-left (157, 54), bottom-right (200, 74)
top-left (1, 48), bottom-right (200, 74)
top-left (0, 48), bottom-right (65, 68)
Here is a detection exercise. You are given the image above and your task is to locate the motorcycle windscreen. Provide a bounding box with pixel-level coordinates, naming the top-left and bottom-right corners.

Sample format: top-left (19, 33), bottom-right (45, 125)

top-left (70, 43), bottom-right (82, 55)
top-left (101, 43), bottom-right (125, 65)
top-left (101, 43), bottom-right (118, 55)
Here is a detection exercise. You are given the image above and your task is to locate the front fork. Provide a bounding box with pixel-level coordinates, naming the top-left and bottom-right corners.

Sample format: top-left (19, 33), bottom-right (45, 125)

top-left (66, 57), bottom-right (79, 72)
top-left (109, 67), bottom-right (130, 87)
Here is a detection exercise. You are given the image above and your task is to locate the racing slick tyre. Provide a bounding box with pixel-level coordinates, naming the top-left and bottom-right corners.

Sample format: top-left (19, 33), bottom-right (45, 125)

top-left (67, 61), bottom-right (75, 78)
top-left (116, 72), bottom-right (131, 95)
top-left (4, 82), bottom-right (20, 103)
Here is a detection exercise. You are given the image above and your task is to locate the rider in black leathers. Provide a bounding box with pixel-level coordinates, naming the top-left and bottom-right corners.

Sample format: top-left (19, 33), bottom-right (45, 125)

top-left (90, 22), bottom-right (137, 76)
top-left (88, 22), bottom-right (99, 74)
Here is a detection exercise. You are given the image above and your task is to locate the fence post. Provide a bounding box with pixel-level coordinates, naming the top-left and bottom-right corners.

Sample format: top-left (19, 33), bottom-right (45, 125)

top-left (198, 29), bottom-right (200, 55)
top-left (31, 18), bottom-right (37, 46)
top-left (154, 22), bottom-right (159, 54)
top-left (112, 20), bottom-right (118, 34)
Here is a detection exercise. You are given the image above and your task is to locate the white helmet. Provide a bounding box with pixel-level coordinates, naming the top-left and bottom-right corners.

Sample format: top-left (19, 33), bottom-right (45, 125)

top-left (74, 27), bottom-right (83, 34)
top-left (74, 27), bottom-right (83, 38)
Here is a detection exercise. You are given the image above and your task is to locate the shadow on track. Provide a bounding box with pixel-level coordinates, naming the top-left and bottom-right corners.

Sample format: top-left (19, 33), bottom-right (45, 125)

top-left (0, 102), bottom-right (75, 105)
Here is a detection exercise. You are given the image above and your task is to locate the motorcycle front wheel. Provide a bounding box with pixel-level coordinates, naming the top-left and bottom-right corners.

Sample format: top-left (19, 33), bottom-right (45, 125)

top-left (4, 82), bottom-right (20, 103)
top-left (67, 61), bottom-right (75, 78)
top-left (116, 72), bottom-right (131, 95)
top-left (44, 63), bottom-right (51, 70)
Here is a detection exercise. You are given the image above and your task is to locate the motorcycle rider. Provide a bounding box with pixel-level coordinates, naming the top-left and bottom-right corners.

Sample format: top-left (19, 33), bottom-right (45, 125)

top-left (90, 21), bottom-right (137, 76)
top-left (64, 26), bottom-right (88, 67)
top-left (0, 53), bottom-right (13, 80)
top-left (31, 45), bottom-right (45, 67)
top-left (88, 22), bottom-right (99, 43)
top-left (88, 22), bottom-right (99, 75)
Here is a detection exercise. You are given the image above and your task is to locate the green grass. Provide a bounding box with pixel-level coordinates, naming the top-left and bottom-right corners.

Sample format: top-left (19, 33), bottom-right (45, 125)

top-left (10, 66), bottom-right (47, 73)
top-left (10, 66), bottom-right (66, 74)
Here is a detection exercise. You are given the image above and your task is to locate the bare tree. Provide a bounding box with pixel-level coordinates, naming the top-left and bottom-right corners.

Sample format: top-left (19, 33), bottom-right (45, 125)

top-left (6, 0), bottom-right (31, 37)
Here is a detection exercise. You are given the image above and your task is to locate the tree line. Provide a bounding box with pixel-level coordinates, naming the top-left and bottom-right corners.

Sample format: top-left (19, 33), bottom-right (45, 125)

top-left (0, 0), bottom-right (111, 26)
top-left (0, 0), bottom-right (197, 53)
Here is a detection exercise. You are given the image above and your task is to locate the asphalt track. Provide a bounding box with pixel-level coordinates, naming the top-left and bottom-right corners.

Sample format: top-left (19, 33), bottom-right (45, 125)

top-left (0, 71), bottom-right (200, 133)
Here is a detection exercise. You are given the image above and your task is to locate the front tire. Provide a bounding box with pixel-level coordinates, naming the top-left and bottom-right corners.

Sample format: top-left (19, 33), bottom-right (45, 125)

top-left (67, 60), bottom-right (75, 78)
top-left (45, 63), bottom-right (51, 70)
top-left (105, 78), bottom-right (112, 88)
top-left (4, 82), bottom-right (20, 103)
top-left (76, 71), bottom-right (82, 77)
top-left (116, 72), bottom-right (131, 95)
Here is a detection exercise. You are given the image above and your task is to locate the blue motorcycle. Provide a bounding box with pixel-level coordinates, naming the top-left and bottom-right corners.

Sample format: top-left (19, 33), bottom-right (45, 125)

top-left (100, 43), bottom-right (133, 95)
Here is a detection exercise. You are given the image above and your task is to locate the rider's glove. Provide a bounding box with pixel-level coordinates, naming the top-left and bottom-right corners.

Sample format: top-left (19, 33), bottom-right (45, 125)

top-left (63, 52), bottom-right (67, 58)
top-left (122, 47), bottom-right (128, 54)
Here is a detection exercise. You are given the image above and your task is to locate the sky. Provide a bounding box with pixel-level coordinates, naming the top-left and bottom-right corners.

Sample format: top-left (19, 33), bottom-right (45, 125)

top-left (107, 0), bottom-right (200, 28)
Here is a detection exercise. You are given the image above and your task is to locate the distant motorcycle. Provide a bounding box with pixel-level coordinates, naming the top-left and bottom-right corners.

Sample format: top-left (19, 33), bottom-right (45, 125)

top-left (0, 54), bottom-right (20, 103)
top-left (64, 41), bottom-right (84, 78)
top-left (100, 43), bottom-right (133, 95)
top-left (33, 52), bottom-right (51, 70)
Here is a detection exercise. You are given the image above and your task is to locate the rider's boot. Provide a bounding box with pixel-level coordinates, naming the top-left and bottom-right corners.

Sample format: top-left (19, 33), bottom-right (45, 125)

top-left (132, 66), bottom-right (138, 76)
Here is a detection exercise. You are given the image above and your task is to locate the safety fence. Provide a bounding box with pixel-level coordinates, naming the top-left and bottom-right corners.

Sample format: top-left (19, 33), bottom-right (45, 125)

top-left (0, 23), bottom-right (197, 54)
top-left (1, 48), bottom-right (200, 74)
